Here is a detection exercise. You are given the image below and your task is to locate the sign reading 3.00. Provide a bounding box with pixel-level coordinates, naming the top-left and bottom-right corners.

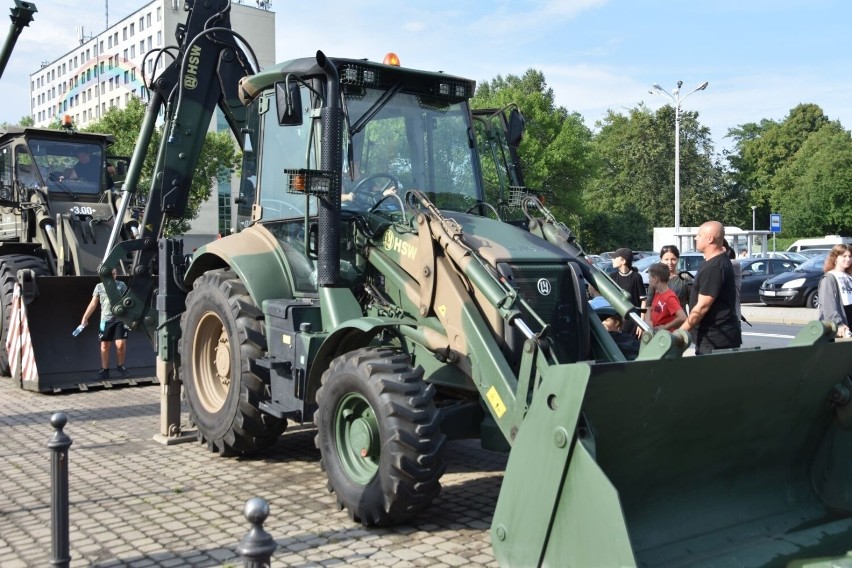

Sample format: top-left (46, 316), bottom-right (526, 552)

top-left (68, 206), bottom-right (96, 216)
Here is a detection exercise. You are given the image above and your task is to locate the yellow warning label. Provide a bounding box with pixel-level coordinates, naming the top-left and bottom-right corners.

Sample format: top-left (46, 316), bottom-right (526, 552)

top-left (437, 305), bottom-right (447, 318)
top-left (486, 386), bottom-right (507, 418)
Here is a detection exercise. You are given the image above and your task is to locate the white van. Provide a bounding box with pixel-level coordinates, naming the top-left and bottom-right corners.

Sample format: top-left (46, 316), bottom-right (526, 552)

top-left (787, 236), bottom-right (852, 252)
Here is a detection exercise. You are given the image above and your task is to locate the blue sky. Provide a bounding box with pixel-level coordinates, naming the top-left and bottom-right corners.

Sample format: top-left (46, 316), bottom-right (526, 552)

top-left (5, 0), bottom-right (850, 153)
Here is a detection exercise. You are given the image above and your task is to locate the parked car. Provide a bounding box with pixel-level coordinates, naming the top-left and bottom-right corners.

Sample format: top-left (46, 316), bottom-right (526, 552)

top-left (798, 248), bottom-right (832, 259)
top-left (764, 251), bottom-right (809, 262)
top-left (635, 254), bottom-right (662, 287)
top-left (678, 252), bottom-right (705, 276)
top-left (738, 257), bottom-right (802, 303)
top-left (759, 253), bottom-right (827, 308)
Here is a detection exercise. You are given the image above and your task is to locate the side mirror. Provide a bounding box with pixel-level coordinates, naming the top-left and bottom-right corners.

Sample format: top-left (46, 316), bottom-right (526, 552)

top-left (275, 81), bottom-right (303, 126)
top-left (741, 269), bottom-right (753, 277)
top-left (507, 107), bottom-right (525, 148)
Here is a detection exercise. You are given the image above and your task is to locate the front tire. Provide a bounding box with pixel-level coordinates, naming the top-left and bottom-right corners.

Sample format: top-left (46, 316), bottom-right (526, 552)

top-left (805, 289), bottom-right (819, 309)
top-left (180, 269), bottom-right (286, 455)
top-left (315, 347), bottom-right (446, 526)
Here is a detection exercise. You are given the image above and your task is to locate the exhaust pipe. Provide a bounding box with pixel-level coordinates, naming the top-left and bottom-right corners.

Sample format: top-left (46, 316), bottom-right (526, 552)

top-left (315, 50), bottom-right (342, 287)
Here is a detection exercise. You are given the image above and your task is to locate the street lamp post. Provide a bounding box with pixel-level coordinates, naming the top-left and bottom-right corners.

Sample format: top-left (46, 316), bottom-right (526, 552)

top-left (751, 205), bottom-right (757, 231)
top-left (649, 80), bottom-right (709, 234)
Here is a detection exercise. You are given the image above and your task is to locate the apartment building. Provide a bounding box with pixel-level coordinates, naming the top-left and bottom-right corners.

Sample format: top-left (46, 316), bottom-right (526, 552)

top-left (29, 0), bottom-right (276, 240)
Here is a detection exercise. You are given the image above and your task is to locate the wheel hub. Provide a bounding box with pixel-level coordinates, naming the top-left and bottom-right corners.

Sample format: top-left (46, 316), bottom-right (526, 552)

top-left (349, 417), bottom-right (376, 458)
top-left (214, 331), bottom-right (231, 381)
top-left (336, 394), bottom-right (380, 484)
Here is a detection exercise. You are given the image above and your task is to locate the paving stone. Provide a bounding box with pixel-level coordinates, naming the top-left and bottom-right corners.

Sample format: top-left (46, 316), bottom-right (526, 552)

top-left (0, 380), bottom-right (502, 567)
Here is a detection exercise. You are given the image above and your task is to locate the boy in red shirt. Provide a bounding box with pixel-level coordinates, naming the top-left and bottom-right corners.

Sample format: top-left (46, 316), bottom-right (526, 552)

top-left (648, 263), bottom-right (687, 331)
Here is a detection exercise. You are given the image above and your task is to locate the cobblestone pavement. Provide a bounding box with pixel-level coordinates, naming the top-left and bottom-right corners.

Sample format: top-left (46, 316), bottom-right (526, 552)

top-left (0, 378), bottom-right (505, 567)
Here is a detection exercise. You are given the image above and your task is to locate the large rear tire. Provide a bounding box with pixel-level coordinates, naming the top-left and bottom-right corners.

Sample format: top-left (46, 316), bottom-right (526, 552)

top-left (179, 269), bottom-right (286, 456)
top-left (0, 254), bottom-right (50, 376)
top-left (315, 347), bottom-right (446, 526)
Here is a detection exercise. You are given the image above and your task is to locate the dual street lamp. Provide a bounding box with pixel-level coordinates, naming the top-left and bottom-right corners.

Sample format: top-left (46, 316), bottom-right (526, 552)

top-left (649, 80), bottom-right (709, 233)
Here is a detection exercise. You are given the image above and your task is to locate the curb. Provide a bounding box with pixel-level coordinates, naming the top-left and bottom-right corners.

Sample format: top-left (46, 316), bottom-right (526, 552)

top-left (740, 305), bottom-right (818, 326)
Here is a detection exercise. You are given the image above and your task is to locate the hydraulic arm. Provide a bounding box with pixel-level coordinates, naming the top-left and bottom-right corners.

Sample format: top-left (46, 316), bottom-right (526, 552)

top-left (100, 0), bottom-right (254, 345)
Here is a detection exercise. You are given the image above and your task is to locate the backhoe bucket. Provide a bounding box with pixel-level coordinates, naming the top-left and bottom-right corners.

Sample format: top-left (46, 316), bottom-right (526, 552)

top-left (493, 340), bottom-right (852, 567)
top-left (6, 276), bottom-right (155, 392)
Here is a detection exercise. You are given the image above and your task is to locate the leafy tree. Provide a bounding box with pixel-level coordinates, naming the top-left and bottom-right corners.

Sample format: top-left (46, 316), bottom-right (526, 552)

top-left (471, 69), bottom-right (594, 229)
top-left (728, 104), bottom-right (831, 229)
top-left (584, 104), bottom-right (735, 251)
top-left (773, 126), bottom-right (852, 235)
top-left (85, 97), bottom-right (239, 234)
top-left (0, 115), bottom-right (34, 128)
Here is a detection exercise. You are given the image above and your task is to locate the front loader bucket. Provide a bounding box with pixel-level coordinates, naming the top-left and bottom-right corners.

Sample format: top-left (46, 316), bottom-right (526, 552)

top-left (493, 340), bottom-right (852, 567)
top-left (8, 276), bottom-right (155, 392)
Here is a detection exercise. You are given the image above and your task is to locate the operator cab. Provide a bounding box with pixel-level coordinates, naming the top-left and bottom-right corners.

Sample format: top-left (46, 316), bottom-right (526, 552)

top-left (235, 56), bottom-right (484, 292)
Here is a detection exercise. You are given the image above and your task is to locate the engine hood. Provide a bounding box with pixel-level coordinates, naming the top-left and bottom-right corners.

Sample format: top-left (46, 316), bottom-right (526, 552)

top-left (444, 212), bottom-right (573, 265)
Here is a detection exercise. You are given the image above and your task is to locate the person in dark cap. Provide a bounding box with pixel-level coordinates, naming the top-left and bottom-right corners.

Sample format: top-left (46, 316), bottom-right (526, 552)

top-left (593, 301), bottom-right (640, 360)
top-left (610, 247), bottom-right (646, 336)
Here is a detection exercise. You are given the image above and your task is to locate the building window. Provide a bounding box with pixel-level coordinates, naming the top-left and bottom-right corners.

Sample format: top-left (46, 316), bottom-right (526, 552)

top-left (130, 45), bottom-right (135, 58)
top-left (130, 23), bottom-right (134, 36)
top-left (147, 36), bottom-right (152, 51)
top-left (123, 27), bottom-right (127, 40)
top-left (146, 13), bottom-right (151, 27)
top-left (157, 6), bottom-right (161, 20)
top-left (218, 192), bottom-right (231, 236)
top-left (124, 49), bottom-right (128, 60)
top-left (139, 17), bottom-right (143, 31)
top-left (157, 31), bottom-right (161, 46)
top-left (124, 70), bottom-right (129, 84)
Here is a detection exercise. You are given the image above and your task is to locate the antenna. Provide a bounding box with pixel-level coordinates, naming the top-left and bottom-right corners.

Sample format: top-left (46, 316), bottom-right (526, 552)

top-left (77, 26), bottom-right (95, 45)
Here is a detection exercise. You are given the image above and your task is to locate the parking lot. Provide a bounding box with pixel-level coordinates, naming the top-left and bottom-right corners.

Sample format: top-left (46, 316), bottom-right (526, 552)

top-left (0, 378), bottom-right (504, 567)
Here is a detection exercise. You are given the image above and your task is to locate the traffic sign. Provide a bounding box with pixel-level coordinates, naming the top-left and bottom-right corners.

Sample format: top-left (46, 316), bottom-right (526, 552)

top-left (770, 213), bottom-right (781, 233)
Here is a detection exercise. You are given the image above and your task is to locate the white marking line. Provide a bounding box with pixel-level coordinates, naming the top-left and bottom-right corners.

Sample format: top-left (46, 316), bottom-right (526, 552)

top-left (743, 332), bottom-right (795, 339)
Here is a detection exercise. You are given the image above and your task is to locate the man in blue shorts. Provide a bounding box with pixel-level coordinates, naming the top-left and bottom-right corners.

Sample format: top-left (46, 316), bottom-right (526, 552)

top-left (80, 270), bottom-right (129, 379)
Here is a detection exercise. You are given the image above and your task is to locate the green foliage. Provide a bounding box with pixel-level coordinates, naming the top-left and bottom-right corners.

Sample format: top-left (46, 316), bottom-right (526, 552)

top-left (727, 104), bottom-right (834, 230)
top-left (773, 126), bottom-right (852, 235)
top-left (471, 69), bottom-right (594, 228)
top-left (470, 67), bottom-right (851, 251)
top-left (584, 104), bottom-right (740, 250)
top-left (83, 98), bottom-right (239, 235)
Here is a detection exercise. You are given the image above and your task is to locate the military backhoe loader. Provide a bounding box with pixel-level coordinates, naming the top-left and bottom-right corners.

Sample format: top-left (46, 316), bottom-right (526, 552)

top-left (97, 1), bottom-right (852, 565)
top-left (0, 125), bottom-right (154, 390)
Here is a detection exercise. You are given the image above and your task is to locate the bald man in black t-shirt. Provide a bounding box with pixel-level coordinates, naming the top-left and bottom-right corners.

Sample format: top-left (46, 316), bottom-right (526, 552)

top-left (679, 221), bottom-right (741, 354)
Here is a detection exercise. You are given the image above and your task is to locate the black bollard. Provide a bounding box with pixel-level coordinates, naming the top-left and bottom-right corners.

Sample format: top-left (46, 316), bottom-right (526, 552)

top-left (236, 497), bottom-right (277, 567)
top-left (47, 412), bottom-right (73, 568)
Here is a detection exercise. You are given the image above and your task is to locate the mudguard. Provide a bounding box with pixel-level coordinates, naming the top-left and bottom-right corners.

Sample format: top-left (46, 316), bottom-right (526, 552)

top-left (186, 225), bottom-right (295, 306)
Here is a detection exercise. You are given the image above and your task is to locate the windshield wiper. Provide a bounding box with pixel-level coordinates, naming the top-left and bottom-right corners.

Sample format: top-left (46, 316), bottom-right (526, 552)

top-left (47, 172), bottom-right (78, 200)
